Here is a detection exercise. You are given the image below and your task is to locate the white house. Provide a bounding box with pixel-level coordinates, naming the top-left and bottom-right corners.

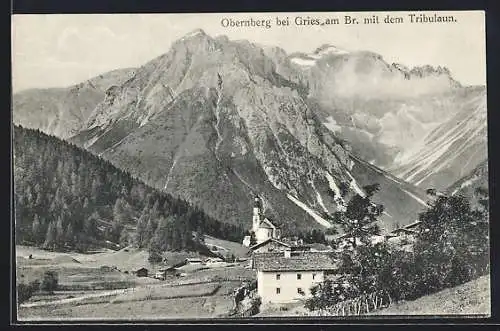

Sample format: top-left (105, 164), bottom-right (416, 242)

top-left (242, 236), bottom-right (251, 247)
top-left (205, 257), bottom-right (225, 265)
top-left (243, 196), bottom-right (282, 247)
top-left (252, 251), bottom-right (337, 303)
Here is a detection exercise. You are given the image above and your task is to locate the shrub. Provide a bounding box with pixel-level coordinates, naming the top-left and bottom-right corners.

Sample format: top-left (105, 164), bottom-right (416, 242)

top-left (306, 191), bottom-right (490, 313)
top-left (17, 280), bottom-right (40, 304)
top-left (39, 271), bottom-right (58, 293)
top-left (250, 296), bottom-right (262, 315)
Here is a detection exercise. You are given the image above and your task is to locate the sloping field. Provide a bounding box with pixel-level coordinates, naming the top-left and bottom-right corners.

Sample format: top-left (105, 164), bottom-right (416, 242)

top-left (17, 245), bottom-right (202, 275)
top-left (370, 275), bottom-right (490, 316)
top-left (256, 276), bottom-right (490, 317)
top-left (18, 296), bottom-right (234, 320)
top-left (16, 245), bottom-right (107, 263)
top-left (111, 282), bottom-right (221, 303)
top-left (18, 280), bottom-right (243, 320)
top-left (204, 235), bottom-right (251, 258)
top-left (87, 247), bottom-right (203, 271)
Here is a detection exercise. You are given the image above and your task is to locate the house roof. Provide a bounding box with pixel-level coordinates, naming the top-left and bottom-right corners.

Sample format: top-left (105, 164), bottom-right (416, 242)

top-left (135, 267), bottom-right (148, 272)
top-left (205, 257), bottom-right (224, 261)
top-left (252, 251), bottom-right (338, 272)
top-left (259, 217), bottom-right (279, 229)
top-left (157, 266), bottom-right (176, 271)
top-left (250, 238), bottom-right (291, 251)
top-left (392, 228), bottom-right (417, 234)
top-left (308, 243), bottom-right (332, 252)
top-left (186, 258), bottom-right (203, 262)
top-left (405, 220), bottom-right (422, 229)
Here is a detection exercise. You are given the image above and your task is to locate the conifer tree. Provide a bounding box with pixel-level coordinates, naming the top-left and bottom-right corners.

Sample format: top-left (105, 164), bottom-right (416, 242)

top-left (55, 216), bottom-right (65, 248)
top-left (31, 214), bottom-right (42, 244)
top-left (330, 183), bottom-right (383, 248)
top-left (43, 221), bottom-right (57, 250)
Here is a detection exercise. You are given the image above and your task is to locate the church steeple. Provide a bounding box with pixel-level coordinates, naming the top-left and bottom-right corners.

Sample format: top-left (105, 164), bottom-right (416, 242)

top-left (252, 195), bottom-right (262, 233)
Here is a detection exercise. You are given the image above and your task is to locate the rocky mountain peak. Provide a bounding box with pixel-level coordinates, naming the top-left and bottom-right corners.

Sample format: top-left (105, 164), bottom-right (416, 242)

top-left (13, 31), bottom-right (480, 234)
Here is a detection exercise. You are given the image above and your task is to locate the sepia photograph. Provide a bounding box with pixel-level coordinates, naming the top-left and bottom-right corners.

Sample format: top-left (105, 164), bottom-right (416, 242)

top-left (11, 10), bottom-right (489, 321)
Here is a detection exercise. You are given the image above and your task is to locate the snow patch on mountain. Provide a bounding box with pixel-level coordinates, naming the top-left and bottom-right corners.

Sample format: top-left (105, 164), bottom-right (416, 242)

top-left (451, 177), bottom-right (478, 196)
top-left (346, 171), bottom-right (365, 197)
top-left (325, 173), bottom-right (340, 197)
top-left (309, 179), bottom-right (328, 213)
top-left (164, 157), bottom-right (179, 190)
top-left (213, 91), bottom-right (224, 159)
top-left (315, 191), bottom-right (329, 213)
top-left (290, 45), bottom-right (349, 67)
top-left (287, 194), bottom-right (332, 228)
top-left (323, 116), bottom-right (342, 133)
top-left (179, 29), bottom-right (206, 41)
top-left (401, 188), bottom-right (429, 207)
top-left (311, 45), bottom-right (350, 58)
top-left (83, 135), bottom-right (100, 149)
top-left (290, 56), bottom-right (316, 67)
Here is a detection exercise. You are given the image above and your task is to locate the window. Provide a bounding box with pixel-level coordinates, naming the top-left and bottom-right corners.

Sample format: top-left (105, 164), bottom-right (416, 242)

top-left (297, 288), bottom-right (304, 295)
top-left (276, 287), bottom-right (281, 294)
top-left (312, 273), bottom-right (316, 280)
top-left (297, 273), bottom-right (302, 280)
top-left (276, 274), bottom-right (280, 280)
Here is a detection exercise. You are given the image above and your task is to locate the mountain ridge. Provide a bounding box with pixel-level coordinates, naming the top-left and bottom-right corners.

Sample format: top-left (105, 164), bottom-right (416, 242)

top-left (13, 29), bottom-right (480, 233)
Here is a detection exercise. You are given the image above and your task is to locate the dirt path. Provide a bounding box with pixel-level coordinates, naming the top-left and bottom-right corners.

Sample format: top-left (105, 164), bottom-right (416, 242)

top-left (20, 288), bottom-right (132, 308)
top-left (20, 279), bottom-right (235, 308)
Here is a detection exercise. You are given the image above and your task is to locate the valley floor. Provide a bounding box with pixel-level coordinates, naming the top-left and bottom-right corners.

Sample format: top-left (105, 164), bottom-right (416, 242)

top-left (16, 245), bottom-right (490, 320)
top-left (16, 245), bottom-right (254, 320)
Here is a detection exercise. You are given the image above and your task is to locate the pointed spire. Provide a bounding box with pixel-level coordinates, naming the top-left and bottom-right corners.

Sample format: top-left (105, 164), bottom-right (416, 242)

top-left (253, 195), bottom-right (262, 209)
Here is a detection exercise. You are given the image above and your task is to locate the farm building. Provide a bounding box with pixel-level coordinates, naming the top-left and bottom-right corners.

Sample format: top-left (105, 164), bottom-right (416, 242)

top-left (154, 267), bottom-right (178, 280)
top-left (404, 220), bottom-right (422, 231)
top-left (134, 267), bottom-right (149, 277)
top-left (252, 251), bottom-right (338, 303)
top-left (185, 257), bottom-right (204, 265)
top-left (391, 227), bottom-right (418, 238)
top-left (308, 243), bottom-right (332, 252)
top-left (204, 257), bottom-right (224, 264)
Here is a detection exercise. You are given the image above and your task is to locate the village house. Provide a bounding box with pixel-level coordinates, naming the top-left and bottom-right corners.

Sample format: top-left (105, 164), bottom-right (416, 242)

top-left (391, 227), bottom-right (418, 241)
top-left (308, 242), bottom-right (333, 252)
top-left (252, 251), bottom-right (337, 303)
top-left (154, 266), bottom-right (178, 280)
top-left (134, 267), bottom-right (149, 277)
top-left (404, 220), bottom-right (422, 232)
top-left (243, 196), bottom-right (282, 247)
top-left (204, 257), bottom-right (224, 265)
top-left (185, 257), bottom-right (204, 265)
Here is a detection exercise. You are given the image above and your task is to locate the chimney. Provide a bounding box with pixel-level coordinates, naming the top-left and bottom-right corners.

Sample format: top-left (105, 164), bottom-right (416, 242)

top-left (284, 250), bottom-right (291, 258)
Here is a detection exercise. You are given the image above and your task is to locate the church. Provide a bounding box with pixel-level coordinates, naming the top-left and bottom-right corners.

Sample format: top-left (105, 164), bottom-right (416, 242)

top-left (242, 196), bottom-right (281, 247)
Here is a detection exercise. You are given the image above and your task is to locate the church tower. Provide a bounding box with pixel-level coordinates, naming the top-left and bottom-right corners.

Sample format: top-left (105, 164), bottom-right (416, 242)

top-left (252, 196), bottom-right (262, 233)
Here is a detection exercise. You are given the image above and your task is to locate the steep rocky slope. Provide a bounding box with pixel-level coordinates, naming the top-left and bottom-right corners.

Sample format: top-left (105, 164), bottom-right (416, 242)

top-left (445, 160), bottom-right (489, 213)
top-left (13, 30), bottom-right (439, 233)
top-left (13, 68), bottom-right (136, 139)
top-left (389, 88), bottom-right (487, 190)
top-left (66, 30), bottom-right (428, 232)
top-left (287, 44), bottom-right (487, 190)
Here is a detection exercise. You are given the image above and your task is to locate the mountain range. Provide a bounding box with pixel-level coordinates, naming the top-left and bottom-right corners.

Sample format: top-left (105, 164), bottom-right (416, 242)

top-left (12, 29), bottom-right (487, 234)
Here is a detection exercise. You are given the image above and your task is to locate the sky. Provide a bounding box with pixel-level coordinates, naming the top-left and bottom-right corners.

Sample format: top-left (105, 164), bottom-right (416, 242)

top-left (12, 11), bottom-right (486, 93)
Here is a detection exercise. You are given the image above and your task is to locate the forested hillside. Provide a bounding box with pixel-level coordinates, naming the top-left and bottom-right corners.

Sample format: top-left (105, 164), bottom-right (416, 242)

top-left (13, 125), bottom-right (246, 252)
